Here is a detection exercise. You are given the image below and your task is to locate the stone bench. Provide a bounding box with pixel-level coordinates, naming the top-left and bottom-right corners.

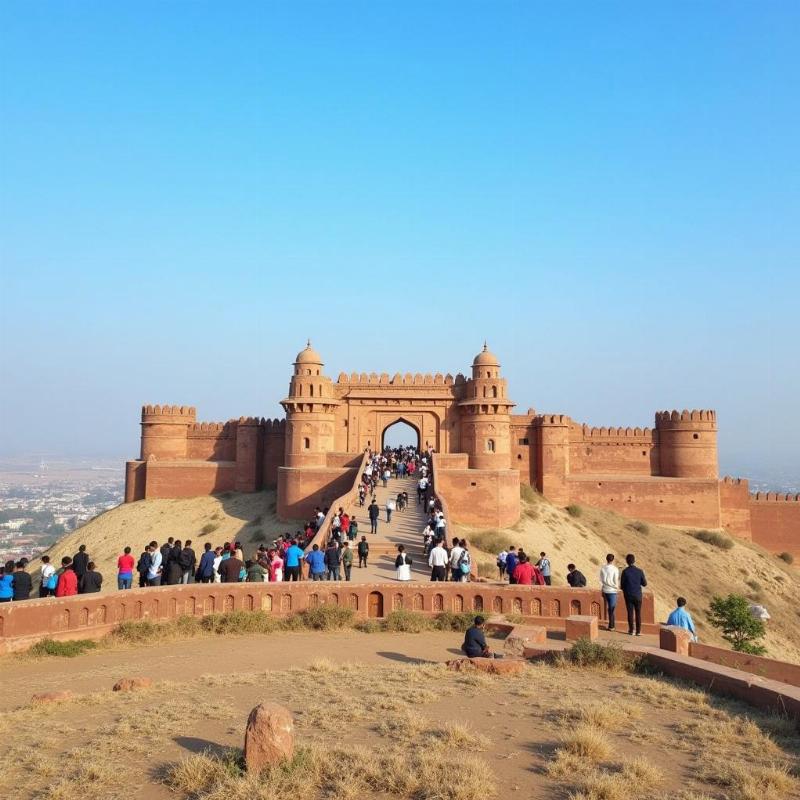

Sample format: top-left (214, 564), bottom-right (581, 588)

top-left (565, 614), bottom-right (598, 642)
top-left (659, 625), bottom-right (692, 656)
top-left (503, 625), bottom-right (547, 656)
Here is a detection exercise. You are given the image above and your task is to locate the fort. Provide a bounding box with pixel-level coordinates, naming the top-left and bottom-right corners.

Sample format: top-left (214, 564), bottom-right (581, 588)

top-left (124, 342), bottom-right (800, 556)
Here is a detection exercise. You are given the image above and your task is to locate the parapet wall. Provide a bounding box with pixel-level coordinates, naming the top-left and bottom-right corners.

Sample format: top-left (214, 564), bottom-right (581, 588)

top-left (0, 582), bottom-right (655, 654)
top-left (719, 477), bottom-right (752, 540)
top-left (336, 372), bottom-right (466, 386)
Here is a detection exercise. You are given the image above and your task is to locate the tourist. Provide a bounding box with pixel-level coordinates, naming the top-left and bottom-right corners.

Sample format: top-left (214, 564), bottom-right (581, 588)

top-left (0, 567), bottom-right (12, 602)
top-left (368, 499), bottom-right (380, 534)
top-left (160, 538), bottom-right (174, 571)
top-left (180, 540), bottom-right (196, 584)
top-left (12, 561), bottom-right (32, 601)
top-left (599, 554), bottom-right (619, 631)
top-left (218, 550), bottom-right (243, 583)
top-left (566, 563), bottom-right (587, 588)
top-left (461, 616), bottom-right (494, 658)
top-left (537, 552), bottom-right (552, 585)
top-left (212, 547), bottom-right (223, 582)
top-left (305, 544), bottom-right (326, 581)
top-left (358, 483), bottom-right (366, 506)
top-left (395, 544), bottom-right (412, 581)
top-left (246, 559), bottom-right (267, 582)
top-left (117, 546), bottom-right (135, 590)
top-left (512, 553), bottom-right (534, 585)
top-left (620, 554), bottom-right (647, 636)
top-left (164, 540), bottom-right (184, 585)
top-left (505, 546), bottom-right (519, 584)
top-left (137, 545), bottom-right (152, 588)
top-left (382, 467), bottom-right (390, 487)
top-left (666, 597), bottom-right (697, 641)
top-left (385, 495), bottom-right (395, 523)
top-left (348, 516), bottom-right (358, 541)
top-left (197, 542), bottom-right (216, 583)
top-left (40, 555), bottom-right (56, 598)
top-left (284, 539), bottom-right (304, 582)
top-left (455, 540), bottom-right (471, 582)
top-left (325, 540), bottom-right (342, 581)
top-left (147, 541), bottom-right (163, 586)
top-left (357, 536), bottom-right (369, 569)
top-left (341, 511), bottom-right (350, 539)
top-left (496, 548), bottom-right (508, 579)
top-left (448, 537), bottom-right (464, 581)
top-left (269, 548), bottom-right (284, 582)
top-left (79, 562), bottom-right (103, 594)
top-left (428, 539), bottom-right (448, 581)
top-left (72, 544), bottom-right (90, 592)
top-left (56, 556), bottom-right (78, 597)
top-left (341, 541), bottom-right (353, 581)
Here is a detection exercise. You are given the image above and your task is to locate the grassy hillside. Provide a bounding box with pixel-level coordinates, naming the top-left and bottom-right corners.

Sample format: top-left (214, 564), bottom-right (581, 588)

top-left (28, 490), bottom-right (300, 584)
top-left (457, 485), bottom-right (800, 663)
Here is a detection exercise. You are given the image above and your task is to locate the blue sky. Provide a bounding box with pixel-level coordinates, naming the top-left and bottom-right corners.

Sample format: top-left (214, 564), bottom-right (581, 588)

top-left (0, 1), bottom-right (798, 478)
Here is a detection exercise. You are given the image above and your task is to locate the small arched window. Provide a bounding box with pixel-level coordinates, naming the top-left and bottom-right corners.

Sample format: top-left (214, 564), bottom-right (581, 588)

top-left (482, 386), bottom-right (487, 398)
top-left (487, 439), bottom-right (495, 453)
top-left (303, 437), bottom-right (311, 450)
top-left (492, 385), bottom-right (498, 398)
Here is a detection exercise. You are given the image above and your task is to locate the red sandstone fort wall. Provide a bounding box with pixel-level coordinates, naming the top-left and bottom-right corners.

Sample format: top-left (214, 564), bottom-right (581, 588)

top-left (567, 476), bottom-right (721, 528)
top-left (718, 477), bottom-right (753, 540)
top-left (749, 493), bottom-right (800, 556)
top-left (144, 461), bottom-right (236, 498)
top-left (569, 424), bottom-right (658, 476)
top-left (277, 462), bottom-right (360, 520)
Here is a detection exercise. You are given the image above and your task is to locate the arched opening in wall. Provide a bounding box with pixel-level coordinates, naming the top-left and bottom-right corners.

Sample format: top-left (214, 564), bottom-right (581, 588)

top-left (303, 437), bottom-right (310, 450)
top-left (382, 419), bottom-right (421, 450)
top-left (492, 385), bottom-right (498, 398)
top-left (310, 384), bottom-right (315, 397)
top-left (486, 439), bottom-right (495, 453)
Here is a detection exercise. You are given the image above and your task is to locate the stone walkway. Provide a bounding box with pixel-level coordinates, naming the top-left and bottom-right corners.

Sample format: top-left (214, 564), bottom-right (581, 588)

top-left (348, 475), bottom-right (430, 584)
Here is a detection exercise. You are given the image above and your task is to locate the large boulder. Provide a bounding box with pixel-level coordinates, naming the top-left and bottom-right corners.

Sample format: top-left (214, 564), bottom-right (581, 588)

top-left (113, 676), bottom-right (153, 692)
top-left (31, 691), bottom-right (74, 704)
top-left (446, 657), bottom-right (526, 675)
top-left (244, 702), bottom-right (294, 773)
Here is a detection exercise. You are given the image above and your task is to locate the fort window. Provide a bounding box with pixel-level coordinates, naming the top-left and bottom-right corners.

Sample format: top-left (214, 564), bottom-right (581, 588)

top-left (486, 439), bottom-right (495, 452)
top-left (693, 433), bottom-right (700, 439)
top-left (642, 450), bottom-right (647, 455)
top-left (492, 386), bottom-right (498, 398)
top-left (518, 438), bottom-right (529, 445)
top-left (309, 384), bottom-right (314, 397)
top-left (303, 437), bottom-right (310, 450)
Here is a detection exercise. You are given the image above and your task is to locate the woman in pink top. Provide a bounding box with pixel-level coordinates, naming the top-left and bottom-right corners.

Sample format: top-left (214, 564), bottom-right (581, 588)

top-left (270, 551), bottom-right (284, 582)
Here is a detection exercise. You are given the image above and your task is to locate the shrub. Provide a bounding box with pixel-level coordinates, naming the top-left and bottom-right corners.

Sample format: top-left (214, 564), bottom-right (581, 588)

top-left (297, 605), bottom-right (355, 630)
top-left (566, 504), bottom-right (582, 518)
top-left (558, 723), bottom-right (611, 761)
top-left (201, 522), bottom-right (219, 536)
top-left (112, 619), bottom-right (164, 644)
top-left (562, 638), bottom-right (629, 670)
top-left (432, 612), bottom-right (476, 632)
top-left (693, 530), bottom-right (734, 550)
top-left (660, 559), bottom-right (677, 572)
top-left (354, 619), bottom-right (383, 633)
top-left (384, 609), bottom-right (432, 633)
top-left (468, 529), bottom-right (514, 554)
top-left (200, 611), bottom-right (278, 635)
top-left (779, 551), bottom-right (794, 564)
top-left (708, 594), bottom-right (766, 655)
top-left (28, 638), bottom-right (98, 658)
top-left (745, 579), bottom-right (762, 593)
top-left (629, 521), bottom-right (649, 535)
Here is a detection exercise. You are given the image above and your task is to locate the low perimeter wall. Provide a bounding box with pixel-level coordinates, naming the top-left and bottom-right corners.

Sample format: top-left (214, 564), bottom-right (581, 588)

top-left (688, 642), bottom-right (800, 689)
top-left (0, 583), bottom-right (655, 654)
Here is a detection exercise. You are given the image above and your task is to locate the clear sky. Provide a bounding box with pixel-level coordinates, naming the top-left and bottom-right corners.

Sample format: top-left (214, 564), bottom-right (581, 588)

top-left (1, 1), bottom-right (798, 479)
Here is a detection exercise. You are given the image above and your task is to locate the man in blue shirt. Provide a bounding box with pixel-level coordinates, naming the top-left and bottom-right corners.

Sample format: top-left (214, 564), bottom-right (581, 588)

top-left (505, 547), bottom-right (518, 584)
top-left (666, 597), bottom-right (697, 641)
top-left (305, 544), bottom-right (326, 581)
top-left (284, 541), bottom-right (305, 582)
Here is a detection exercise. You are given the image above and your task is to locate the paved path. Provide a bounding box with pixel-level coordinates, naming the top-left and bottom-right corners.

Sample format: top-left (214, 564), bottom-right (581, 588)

top-left (349, 475), bottom-right (430, 583)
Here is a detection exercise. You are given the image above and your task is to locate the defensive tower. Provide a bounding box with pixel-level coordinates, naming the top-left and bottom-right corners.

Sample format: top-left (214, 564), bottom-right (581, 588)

top-left (140, 405), bottom-right (196, 461)
top-left (655, 409), bottom-right (718, 478)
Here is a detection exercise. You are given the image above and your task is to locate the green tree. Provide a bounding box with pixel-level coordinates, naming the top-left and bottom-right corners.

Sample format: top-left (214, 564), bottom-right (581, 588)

top-left (708, 594), bottom-right (766, 655)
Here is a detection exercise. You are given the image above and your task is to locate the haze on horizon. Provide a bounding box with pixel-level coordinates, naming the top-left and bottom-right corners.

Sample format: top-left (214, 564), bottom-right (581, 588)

top-left (0, 2), bottom-right (798, 482)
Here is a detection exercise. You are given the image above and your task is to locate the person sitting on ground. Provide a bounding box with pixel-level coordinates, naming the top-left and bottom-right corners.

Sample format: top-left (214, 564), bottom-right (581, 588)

top-left (79, 561), bottom-right (103, 594)
top-left (566, 563), bottom-right (587, 587)
top-left (461, 615), bottom-right (497, 659)
top-left (666, 596), bottom-right (697, 641)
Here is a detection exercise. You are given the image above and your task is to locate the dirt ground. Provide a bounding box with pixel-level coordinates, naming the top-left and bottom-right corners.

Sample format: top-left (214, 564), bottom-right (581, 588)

top-left (2, 630), bottom-right (799, 800)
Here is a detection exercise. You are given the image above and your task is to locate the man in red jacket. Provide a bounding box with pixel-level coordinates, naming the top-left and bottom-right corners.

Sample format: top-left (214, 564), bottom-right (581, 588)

top-left (55, 556), bottom-right (78, 597)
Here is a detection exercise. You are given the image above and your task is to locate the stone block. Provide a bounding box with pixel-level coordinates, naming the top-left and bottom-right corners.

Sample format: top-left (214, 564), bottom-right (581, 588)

top-left (113, 676), bottom-right (153, 692)
top-left (244, 702), bottom-right (294, 773)
top-left (445, 657), bottom-right (526, 675)
top-left (31, 691), bottom-right (74, 704)
top-left (659, 625), bottom-right (692, 656)
top-left (565, 614), bottom-right (598, 642)
top-left (503, 625), bottom-right (547, 656)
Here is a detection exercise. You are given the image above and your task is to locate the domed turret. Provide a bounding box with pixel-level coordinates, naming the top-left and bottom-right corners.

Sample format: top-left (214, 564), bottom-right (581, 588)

top-left (294, 340), bottom-right (323, 375)
top-left (473, 342), bottom-right (500, 368)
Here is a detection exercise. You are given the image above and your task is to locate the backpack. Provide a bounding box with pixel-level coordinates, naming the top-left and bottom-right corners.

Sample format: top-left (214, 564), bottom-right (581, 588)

top-left (458, 550), bottom-right (471, 574)
top-left (137, 552), bottom-right (152, 574)
top-left (46, 572), bottom-right (58, 591)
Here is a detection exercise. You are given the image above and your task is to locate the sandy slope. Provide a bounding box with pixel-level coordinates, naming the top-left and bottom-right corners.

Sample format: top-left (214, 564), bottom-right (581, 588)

top-left (456, 488), bottom-right (800, 663)
top-left (27, 490), bottom-right (300, 585)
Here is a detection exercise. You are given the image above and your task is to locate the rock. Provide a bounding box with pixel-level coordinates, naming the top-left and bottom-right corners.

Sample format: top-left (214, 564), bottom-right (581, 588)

top-left (113, 676), bottom-right (153, 692)
top-left (445, 657), bottom-right (526, 675)
top-left (31, 691), bottom-right (74, 704)
top-left (503, 625), bottom-right (547, 656)
top-left (750, 604), bottom-right (770, 621)
top-left (244, 702), bottom-right (294, 773)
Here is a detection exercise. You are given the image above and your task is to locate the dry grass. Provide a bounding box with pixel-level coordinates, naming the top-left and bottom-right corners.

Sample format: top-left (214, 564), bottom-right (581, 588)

top-left (559, 723), bottom-right (611, 762)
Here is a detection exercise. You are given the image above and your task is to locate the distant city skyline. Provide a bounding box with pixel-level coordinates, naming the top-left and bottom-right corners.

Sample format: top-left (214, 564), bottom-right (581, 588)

top-left (1, 2), bottom-right (798, 478)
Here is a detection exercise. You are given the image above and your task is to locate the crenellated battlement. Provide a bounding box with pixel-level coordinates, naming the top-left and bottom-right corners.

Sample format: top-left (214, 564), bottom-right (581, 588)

top-left (753, 492), bottom-right (800, 502)
top-left (534, 414), bottom-right (571, 426)
top-left (141, 404), bottom-right (196, 421)
top-left (578, 424), bottom-right (654, 439)
top-left (721, 476), bottom-right (746, 485)
top-left (188, 421), bottom-right (234, 435)
top-left (655, 409), bottom-right (716, 427)
top-left (336, 371), bottom-right (464, 386)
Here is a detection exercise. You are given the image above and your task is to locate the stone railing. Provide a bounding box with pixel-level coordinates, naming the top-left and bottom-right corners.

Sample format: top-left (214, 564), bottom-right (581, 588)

top-left (0, 582), bottom-right (655, 654)
top-left (688, 642), bottom-right (800, 688)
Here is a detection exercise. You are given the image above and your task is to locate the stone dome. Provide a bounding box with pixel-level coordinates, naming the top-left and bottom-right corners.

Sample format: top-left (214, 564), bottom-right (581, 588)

top-left (472, 342), bottom-right (500, 367)
top-left (294, 340), bottom-right (323, 365)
